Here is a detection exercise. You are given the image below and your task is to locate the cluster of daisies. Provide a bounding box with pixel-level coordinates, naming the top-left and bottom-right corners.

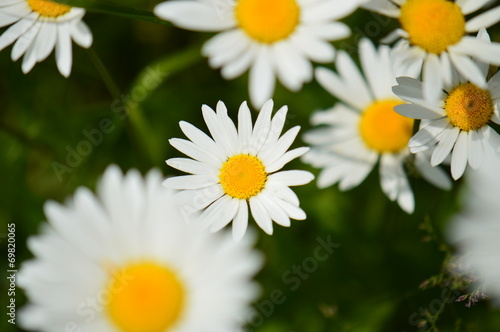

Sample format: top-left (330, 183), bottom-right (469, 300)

top-left (4, 0), bottom-right (500, 330)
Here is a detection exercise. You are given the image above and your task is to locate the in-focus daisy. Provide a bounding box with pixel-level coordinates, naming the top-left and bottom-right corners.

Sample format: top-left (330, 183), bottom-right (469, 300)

top-left (302, 38), bottom-right (451, 214)
top-left (362, 0), bottom-right (500, 100)
top-left (18, 165), bottom-right (262, 332)
top-left (164, 100), bottom-right (314, 240)
top-left (393, 31), bottom-right (500, 180)
top-left (0, 0), bottom-right (92, 76)
top-left (154, 0), bottom-right (366, 108)
top-left (447, 153), bottom-right (500, 305)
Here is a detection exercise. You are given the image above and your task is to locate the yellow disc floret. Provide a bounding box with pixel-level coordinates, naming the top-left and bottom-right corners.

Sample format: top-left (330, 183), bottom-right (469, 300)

top-left (445, 83), bottom-right (494, 131)
top-left (219, 154), bottom-right (267, 200)
top-left (106, 262), bottom-right (185, 332)
top-left (359, 100), bottom-right (414, 153)
top-left (235, 0), bottom-right (300, 43)
top-left (399, 0), bottom-right (465, 54)
top-left (28, 0), bottom-right (71, 17)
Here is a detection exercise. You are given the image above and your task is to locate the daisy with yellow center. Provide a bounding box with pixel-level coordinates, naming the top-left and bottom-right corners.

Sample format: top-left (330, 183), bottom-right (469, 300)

top-left (302, 39), bottom-right (451, 213)
top-left (362, 0), bottom-right (500, 101)
top-left (18, 166), bottom-right (262, 332)
top-left (154, 0), bottom-right (367, 108)
top-left (164, 100), bottom-right (314, 240)
top-left (0, 0), bottom-right (92, 76)
top-left (393, 34), bottom-right (500, 180)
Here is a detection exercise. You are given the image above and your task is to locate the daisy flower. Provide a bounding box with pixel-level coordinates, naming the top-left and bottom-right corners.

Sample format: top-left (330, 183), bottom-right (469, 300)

top-left (302, 38), bottom-right (451, 214)
top-left (447, 153), bottom-right (500, 304)
top-left (393, 31), bottom-right (500, 180)
top-left (362, 0), bottom-right (500, 101)
top-left (0, 0), bottom-right (92, 76)
top-left (154, 0), bottom-right (366, 108)
top-left (163, 100), bottom-right (314, 241)
top-left (18, 165), bottom-right (262, 332)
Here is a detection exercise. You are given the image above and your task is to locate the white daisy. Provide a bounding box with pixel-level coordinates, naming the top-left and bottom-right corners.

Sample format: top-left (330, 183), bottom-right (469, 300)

top-left (302, 38), bottom-right (451, 214)
top-left (18, 165), bottom-right (262, 332)
top-left (0, 0), bottom-right (92, 77)
top-left (393, 31), bottom-right (500, 180)
top-left (447, 153), bottom-right (500, 304)
top-left (154, 0), bottom-right (366, 108)
top-left (362, 0), bottom-right (500, 101)
top-left (163, 100), bottom-right (314, 241)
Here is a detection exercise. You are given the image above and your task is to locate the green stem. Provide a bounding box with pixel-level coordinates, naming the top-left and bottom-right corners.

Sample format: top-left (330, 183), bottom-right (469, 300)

top-left (125, 43), bottom-right (203, 165)
top-left (53, 0), bottom-right (172, 26)
top-left (87, 47), bottom-right (121, 99)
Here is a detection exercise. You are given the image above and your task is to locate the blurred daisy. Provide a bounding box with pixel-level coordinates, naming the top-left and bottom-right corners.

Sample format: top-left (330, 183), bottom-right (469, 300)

top-left (18, 165), bottom-right (262, 332)
top-left (362, 0), bottom-right (500, 100)
top-left (0, 0), bottom-right (92, 76)
top-left (302, 38), bottom-right (451, 214)
top-left (154, 0), bottom-right (366, 108)
top-left (164, 100), bottom-right (314, 240)
top-left (393, 32), bottom-right (500, 180)
top-left (447, 153), bottom-right (500, 304)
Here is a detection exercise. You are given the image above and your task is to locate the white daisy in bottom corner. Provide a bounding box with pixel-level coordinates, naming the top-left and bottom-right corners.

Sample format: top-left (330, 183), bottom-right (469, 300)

top-left (164, 100), bottom-right (314, 241)
top-left (393, 31), bottom-right (500, 180)
top-left (154, 0), bottom-right (367, 108)
top-left (0, 0), bottom-right (92, 76)
top-left (302, 38), bottom-right (451, 214)
top-left (18, 165), bottom-right (262, 332)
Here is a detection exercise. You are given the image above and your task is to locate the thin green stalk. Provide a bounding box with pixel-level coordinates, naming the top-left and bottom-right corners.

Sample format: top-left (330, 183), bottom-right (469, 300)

top-left (53, 0), bottom-right (172, 26)
top-left (87, 47), bottom-right (121, 100)
top-left (125, 43), bottom-right (203, 164)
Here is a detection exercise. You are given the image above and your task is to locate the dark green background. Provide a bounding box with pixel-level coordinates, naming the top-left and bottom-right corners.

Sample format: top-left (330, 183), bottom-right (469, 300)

top-left (1, 1), bottom-right (500, 331)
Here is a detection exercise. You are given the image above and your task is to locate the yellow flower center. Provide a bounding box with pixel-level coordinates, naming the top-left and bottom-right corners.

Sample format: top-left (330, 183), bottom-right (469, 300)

top-left (235, 0), bottom-right (300, 43)
top-left (219, 154), bottom-right (267, 200)
top-left (106, 262), bottom-right (185, 332)
top-left (445, 83), bottom-right (494, 131)
top-left (359, 100), bottom-right (414, 153)
top-left (399, 0), bottom-right (465, 54)
top-left (27, 0), bottom-right (71, 17)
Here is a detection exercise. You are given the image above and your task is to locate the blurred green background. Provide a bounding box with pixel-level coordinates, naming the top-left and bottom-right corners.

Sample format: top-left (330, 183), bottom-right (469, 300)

top-left (1, 1), bottom-right (500, 331)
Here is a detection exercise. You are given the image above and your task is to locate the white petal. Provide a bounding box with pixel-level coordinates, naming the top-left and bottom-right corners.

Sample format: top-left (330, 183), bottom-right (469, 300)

top-left (361, 0), bottom-right (400, 17)
top-left (232, 200), bottom-right (249, 241)
top-left (55, 23), bottom-right (72, 77)
top-left (268, 170), bottom-right (314, 187)
top-left (448, 51), bottom-right (487, 87)
top-left (431, 126), bottom-right (460, 166)
top-left (163, 174), bottom-right (216, 190)
top-left (465, 6), bottom-right (500, 31)
top-left (456, 0), bottom-right (491, 15)
top-left (249, 196), bottom-right (273, 235)
top-left (11, 19), bottom-right (40, 61)
top-left (70, 21), bottom-right (92, 48)
top-left (395, 104), bottom-right (445, 119)
top-left (0, 13), bottom-right (36, 52)
top-left (249, 46), bottom-right (276, 109)
top-left (154, 1), bottom-right (235, 31)
top-left (451, 131), bottom-right (469, 180)
top-left (267, 147), bottom-right (310, 173)
top-left (409, 118), bottom-right (451, 150)
top-left (209, 197), bottom-right (240, 233)
top-left (467, 129), bottom-right (484, 169)
top-left (423, 54), bottom-right (443, 102)
top-left (451, 36), bottom-right (500, 66)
